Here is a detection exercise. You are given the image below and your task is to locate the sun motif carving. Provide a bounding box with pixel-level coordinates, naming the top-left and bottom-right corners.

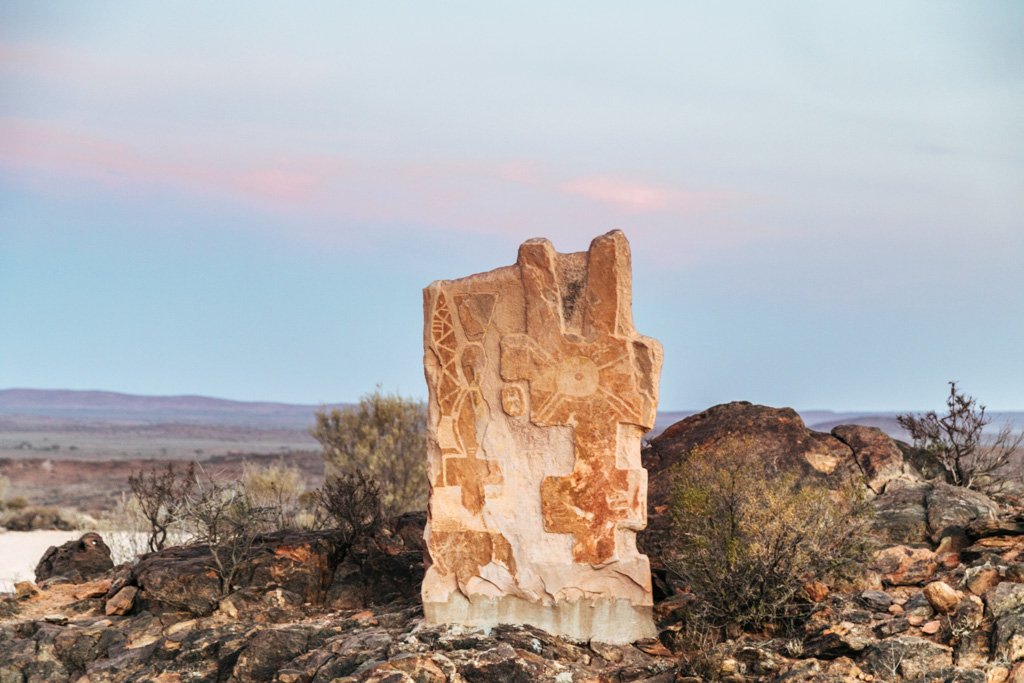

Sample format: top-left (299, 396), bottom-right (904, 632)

top-left (499, 233), bottom-right (659, 564)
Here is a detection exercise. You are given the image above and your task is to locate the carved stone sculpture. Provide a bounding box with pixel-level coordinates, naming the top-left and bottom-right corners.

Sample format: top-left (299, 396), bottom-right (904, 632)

top-left (421, 230), bottom-right (663, 643)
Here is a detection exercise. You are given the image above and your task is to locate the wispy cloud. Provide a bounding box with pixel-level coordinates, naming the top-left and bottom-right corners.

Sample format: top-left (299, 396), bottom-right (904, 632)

top-left (0, 117), bottom-right (763, 257)
top-left (0, 118), bottom-right (340, 205)
top-left (559, 175), bottom-right (736, 213)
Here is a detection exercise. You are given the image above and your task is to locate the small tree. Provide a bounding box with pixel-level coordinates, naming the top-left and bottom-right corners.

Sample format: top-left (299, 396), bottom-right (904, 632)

top-left (129, 462), bottom-right (196, 552)
top-left (311, 388), bottom-right (427, 515)
top-left (667, 436), bottom-right (874, 631)
top-left (898, 381), bottom-right (1023, 493)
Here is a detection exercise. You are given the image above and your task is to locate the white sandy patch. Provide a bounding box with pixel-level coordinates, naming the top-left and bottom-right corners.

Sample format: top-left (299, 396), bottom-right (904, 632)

top-left (0, 530), bottom-right (80, 593)
top-left (0, 530), bottom-right (149, 593)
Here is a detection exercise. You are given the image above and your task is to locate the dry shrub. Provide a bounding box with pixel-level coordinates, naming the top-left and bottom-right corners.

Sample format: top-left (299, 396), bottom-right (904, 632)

top-left (182, 473), bottom-right (272, 595)
top-left (241, 462), bottom-right (307, 530)
top-left (128, 462), bottom-right (196, 552)
top-left (99, 493), bottom-right (172, 564)
top-left (311, 388), bottom-right (426, 515)
top-left (0, 475), bottom-right (8, 510)
top-left (316, 470), bottom-right (384, 548)
top-left (667, 436), bottom-right (874, 631)
top-left (899, 381), bottom-right (1023, 494)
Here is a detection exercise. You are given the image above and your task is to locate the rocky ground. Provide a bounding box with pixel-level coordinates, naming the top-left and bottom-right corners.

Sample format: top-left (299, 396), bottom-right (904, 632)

top-left (2, 402), bottom-right (1023, 682)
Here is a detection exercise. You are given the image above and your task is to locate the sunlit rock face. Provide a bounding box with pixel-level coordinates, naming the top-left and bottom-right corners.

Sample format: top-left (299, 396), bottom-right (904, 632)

top-left (422, 230), bottom-right (662, 644)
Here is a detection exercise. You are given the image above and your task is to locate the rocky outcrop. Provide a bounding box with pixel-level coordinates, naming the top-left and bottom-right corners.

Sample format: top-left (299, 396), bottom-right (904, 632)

top-left (5, 401), bottom-right (1024, 682)
top-left (34, 533), bottom-right (113, 584)
top-left (422, 231), bottom-right (662, 643)
top-left (0, 595), bottom-right (678, 683)
top-left (831, 424), bottom-right (914, 494)
top-left (926, 482), bottom-right (1000, 542)
top-left (643, 402), bottom-right (856, 509)
top-left (642, 402), bottom-right (927, 511)
top-left (124, 526), bottom-right (423, 618)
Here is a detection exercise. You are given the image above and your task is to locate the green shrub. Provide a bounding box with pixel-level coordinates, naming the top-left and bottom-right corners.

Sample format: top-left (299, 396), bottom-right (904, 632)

top-left (666, 436), bottom-right (874, 632)
top-left (311, 388), bottom-right (426, 515)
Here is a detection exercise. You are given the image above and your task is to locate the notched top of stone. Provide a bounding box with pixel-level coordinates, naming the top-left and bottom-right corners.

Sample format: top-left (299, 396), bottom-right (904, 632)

top-left (424, 229), bottom-right (627, 292)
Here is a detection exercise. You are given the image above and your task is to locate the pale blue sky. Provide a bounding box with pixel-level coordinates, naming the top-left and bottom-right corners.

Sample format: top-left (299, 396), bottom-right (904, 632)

top-left (1, 1), bottom-right (1022, 410)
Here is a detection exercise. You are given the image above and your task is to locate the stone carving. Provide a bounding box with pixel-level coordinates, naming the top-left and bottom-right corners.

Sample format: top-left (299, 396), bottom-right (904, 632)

top-left (422, 230), bottom-right (662, 643)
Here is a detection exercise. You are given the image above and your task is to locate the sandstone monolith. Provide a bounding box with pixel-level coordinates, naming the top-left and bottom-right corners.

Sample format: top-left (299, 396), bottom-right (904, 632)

top-left (422, 230), bottom-right (662, 643)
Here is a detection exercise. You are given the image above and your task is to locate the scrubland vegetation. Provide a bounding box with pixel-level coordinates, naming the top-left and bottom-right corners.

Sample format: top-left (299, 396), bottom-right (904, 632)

top-left (4, 382), bottom-right (1024, 682)
top-left (667, 436), bottom-right (875, 631)
top-left (104, 387), bottom-right (421, 594)
top-left (310, 387), bottom-right (427, 515)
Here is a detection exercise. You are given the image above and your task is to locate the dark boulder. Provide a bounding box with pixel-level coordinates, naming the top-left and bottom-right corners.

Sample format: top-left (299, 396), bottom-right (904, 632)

top-left (34, 532), bottom-right (113, 583)
top-left (926, 482), bottom-right (1000, 543)
top-left (872, 481), bottom-right (932, 545)
top-left (643, 402), bottom-right (869, 511)
top-left (859, 636), bottom-right (953, 680)
top-left (638, 403), bottom-right (913, 585)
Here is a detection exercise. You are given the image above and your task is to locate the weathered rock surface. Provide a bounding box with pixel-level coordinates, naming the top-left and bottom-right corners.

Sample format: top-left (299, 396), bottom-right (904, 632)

top-left (643, 402), bottom-right (859, 511)
top-left (831, 424), bottom-right (915, 494)
top-left (926, 482), bottom-right (1000, 542)
top-left (874, 545), bottom-right (939, 586)
top-left (34, 532), bottom-right (113, 583)
top-left (126, 527), bottom-right (423, 618)
top-left (859, 635), bottom-right (953, 680)
top-left (871, 481), bottom-right (932, 545)
top-left (422, 231), bottom-right (663, 643)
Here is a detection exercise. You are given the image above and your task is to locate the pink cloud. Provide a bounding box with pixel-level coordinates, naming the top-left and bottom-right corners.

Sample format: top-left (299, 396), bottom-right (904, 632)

top-left (0, 117), bottom-right (773, 262)
top-left (561, 176), bottom-right (674, 211)
top-left (559, 175), bottom-right (737, 214)
top-left (0, 118), bottom-right (338, 206)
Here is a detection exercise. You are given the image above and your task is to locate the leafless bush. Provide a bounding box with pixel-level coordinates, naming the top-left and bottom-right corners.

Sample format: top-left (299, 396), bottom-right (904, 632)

top-left (99, 493), bottom-right (169, 563)
top-left (128, 462), bottom-right (196, 552)
top-left (899, 381), bottom-right (1023, 493)
top-left (666, 436), bottom-right (874, 632)
top-left (182, 473), bottom-right (272, 595)
top-left (316, 470), bottom-right (384, 547)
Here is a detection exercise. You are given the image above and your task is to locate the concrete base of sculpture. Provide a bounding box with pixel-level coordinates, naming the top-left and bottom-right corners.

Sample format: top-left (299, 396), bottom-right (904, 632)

top-left (424, 595), bottom-right (657, 644)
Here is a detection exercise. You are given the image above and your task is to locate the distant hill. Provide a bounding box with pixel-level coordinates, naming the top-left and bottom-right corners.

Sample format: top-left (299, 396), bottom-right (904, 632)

top-left (2, 388), bottom-right (1020, 439)
top-left (0, 388), bottom-right (350, 429)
